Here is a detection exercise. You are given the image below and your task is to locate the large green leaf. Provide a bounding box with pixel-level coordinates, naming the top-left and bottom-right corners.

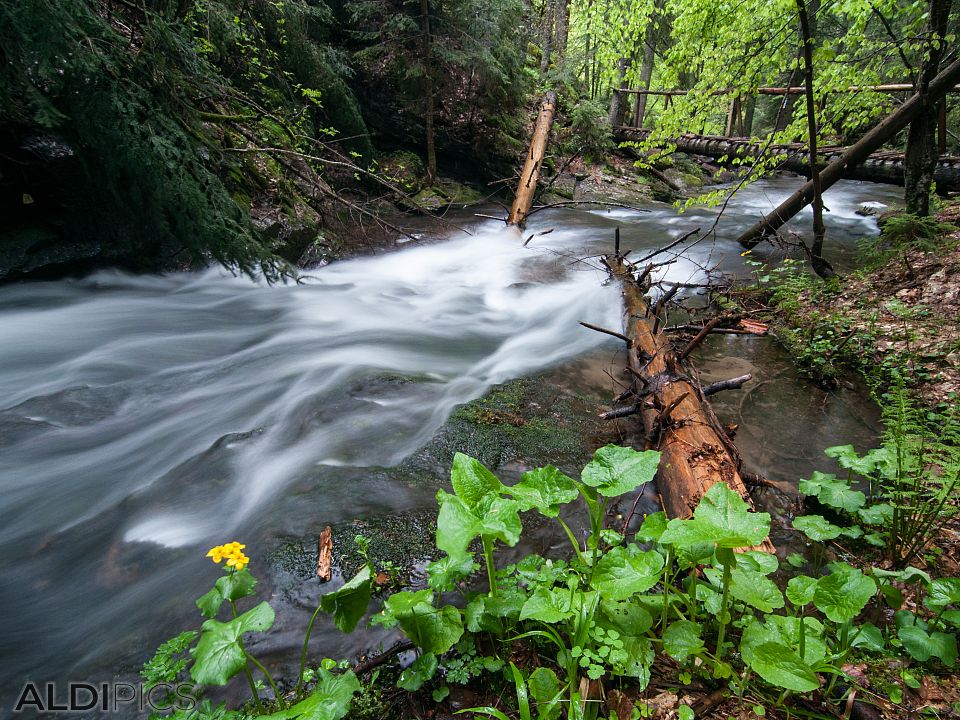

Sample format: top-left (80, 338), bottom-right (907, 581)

top-left (824, 445), bottom-right (890, 476)
top-left (191, 602), bottom-right (275, 685)
top-left (263, 668), bottom-right (360, 720)
top-left (507, 466), bottom-right (579, 517)
top-left (196, 569), bottom-right (258, 619)
top-left (814, 564), bottom-right (877, 623)
top-left (857, 503), bottom-right (894, 526)
top-left (635, 511), bottom-right (668, 542)
top-left (519, 587), bottom-right (573, 623)
top-left (580, 445), bottom-right (660, 497)
top-left (663, 620), bottom-right (704, 661)
top-left (527, 666), bottom-right (561, 703)
top-left (851, 623), bottom-right (885, 652)
top-left (798, 471), bottom-right (866, 512)
top-left (616, 635), bottom-right (654, 686)
top-left (793, 515), bottom-right (843, 542)
top-left (320, 566), bottom-right (372, 633)
top-left (397, 653), bottom-right (438, 691)
top-left (898, 626), bottom-right (958, 666)
top-left (435, 491), bottom-right (482, 557)
top-left (660, 484), bottom-right (770, 549)
top-left (476, 495), bottom-right (523, 547)
top-left (743, 641), bottom-right (820, 692)
top-left (382, 591), bottom-right (463, 654)
top-left (727, 568), bottom-right (784, 612)
top-left (786, 576), bottom-right (818, 607)
top-left (925, 578), bottom-right (960, 610)
top-left (600, 598), bottom-right (653, 637)
top-left (741, 616), bottom-right (825, 666)
top-left (591, 545), bottom-right (664, 600)
top-left (427, 552), bottom-right (476, 592)
top-left (450, 452), bottom-right (503, 508)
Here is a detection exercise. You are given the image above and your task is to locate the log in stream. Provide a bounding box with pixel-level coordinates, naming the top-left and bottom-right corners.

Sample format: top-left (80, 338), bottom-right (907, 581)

top-left (602, 253), bottom-right (775, 552)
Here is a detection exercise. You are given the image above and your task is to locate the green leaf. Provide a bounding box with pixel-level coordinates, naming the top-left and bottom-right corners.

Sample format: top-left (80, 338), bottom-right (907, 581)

top-left (519, 587), bottom-right (573, 623)
top-left (476, 495), bottom-right (523, 547)
top-left (898, 626), bottom-right (958, 666)
top-left (450, 452), bottom-right (503, 507)
top-left (616, 635), bottom-right (654, 686)
top-left (851, 623), bottom-right (885, 652)
top-left (678, 706), bottom-right (695, 720)
top-left (741, 616), bottom-right (825, 666)
top-left (737, 551), bottom-right (779, 575)
top-left (591, 545), bottom-right (664, 600)
top-left (858, 503), bottom-right (894, 526)
top-left (786, 553), bottom-right (806, 568)
top-left (427, 552), bottom-right (476, 592)
top-left (798, 471), bottom-right (865, 512)
top-left (382, 592), bottom-right (464, 654)
top-left (507, 466), bottom-right (578, 517)
top-left (263, 668), bottom-right (360, 720)
top-left (743, 641), bottom-right (820, 692)
top-left (397, 653), bottom-right (438, 691)
top-left (727, 568), bottom-right (784, 612)
top-left (191, 602), bottom-right (275, 685)
top-left (814, 564), bottom-right (877, 623)
top-left (320, 565), bottom-right (372, 633)
top-left (196, 568), bottom-right (258, 619)
top-left (580, 445), bottom-right (660, 497)
top-left (635, 511), bottom-right (668, 542)
top-left (793, 515), bottom-right (842, 542)
top-left (925, 579), bottom-right (960, 610)
top-left (663, 620), bottom-right (704, 661)
top-left (600, 599), bottom-right (653, 637)
top-left (435, 491), bottom-right (482, 557)
top-left (527, 666), bottom-right (560, 703)
top-left (786, 576), bottom-right (818, 607)
top-left (660, 484), bottom-right (770, 550)
top-left (824, 445), bottom-right (890, 475)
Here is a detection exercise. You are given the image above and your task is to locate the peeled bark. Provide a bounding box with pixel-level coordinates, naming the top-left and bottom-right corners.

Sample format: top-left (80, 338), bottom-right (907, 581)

top-left (736, 55), bottom-right (960, 248)
top-left (508, 91), bottom-right (558, 227)
top-left (604, 254), bottom-right (774, 552)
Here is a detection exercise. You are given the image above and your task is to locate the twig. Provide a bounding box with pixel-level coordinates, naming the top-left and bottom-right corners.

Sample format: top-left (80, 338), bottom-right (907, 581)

top-left (633, 228), bottom-right (701, 264)
top-left (702, 374), bottom-right (753, 396)
top-left (579, 321), bottom-right (632, 346)
top-left (600, 403), bottom-right (645, 420)
top-left (524, 200), bottom-right (652, 219)
top-left (352, 641), bottom-right (416, 676)
top-left (679, 314), bottom-right (741, 359)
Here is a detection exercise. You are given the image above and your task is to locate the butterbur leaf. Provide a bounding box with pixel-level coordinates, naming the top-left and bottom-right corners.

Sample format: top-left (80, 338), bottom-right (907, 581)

top-left (616, 635), bottom-right (654, 685)
top-left (798, 471), bottom-right (865, 512)
top-left (196, 587), bottom-right (224, 619)
top-left (858, 503), bottom-right (894, 526)
top-left (737, 551), bottom-right (779, 575)
top-left (635, 511), bottom-right (668, 542)
top-left (520, 587), bottom-right (573, 623)
top-left (427, 552), bottom-right (476, 592)
top-left (507, 466), bottom-right (578, 517)
top-left (196, 568), bottom-right (258, 619)
top-left (814, 564), bottom-right (876, 623)
top-left (191, 602), bottom-right (275, 685)
top-left (727, 568), bottom-right (784, 612)
top-left (580, 445), bottom-right (660, 497)
top-left (663, 620), bottom-right (704, 661)
top-left (741, 616), bottom-right (825, 666)
top-left (824, 445), bottom-right (889, 475)
top-left (786, 576), bottom-right (818, 607)
top-left (925, 578), bottom-right (960, 610)
top-left (476, 495), bottom-right (523, 547)
top-left (435, 491), bottom-right (481, 556)
top-left (450, 452), bottom-right (503, 508)
top-left (744, 641), bottom-right (820, 692)
top-left (851, 623), bottom-right (885, 652)
top-left (660, 484), bottom-right (770, 549)
top-left (382, 592), bottom-right (463, 654)
top-left (262, 668), bottom-right (360, 720)
top-left (898, 626), bottom-right (958, 665)
top-left (591, 545), bottom-right (664, 600)
top-left (397, 653), bottom-right (438, 691)
top-left (793, 514), bottom-right (842, 542)
top-left (601, 599), bottom-right (653, 636)
top-left (320, 565), bottom-right (372, 633)
top-left (528, 666), bottom-right (560, 703)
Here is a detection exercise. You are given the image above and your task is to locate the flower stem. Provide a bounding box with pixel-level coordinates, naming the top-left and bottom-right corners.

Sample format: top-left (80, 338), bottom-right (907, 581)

top-left (245, 650), bottom-right (286, 710)
top-left (714, 557), bottom-right (733, 667)
top-left (230, 600), bottom-right (264, 713)
top-left (482, 536), bottom-right (498, 598)
top-left (297, 603), bottom-right (325, 695)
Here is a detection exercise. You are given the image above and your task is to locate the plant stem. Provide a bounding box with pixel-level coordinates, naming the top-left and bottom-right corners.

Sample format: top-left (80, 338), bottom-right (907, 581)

top-left (714, 557), bottom-right (733, 666)
top-left (661, 548), bottom-right (672, 630)
top-left (230, 600), bottom-right (265, 713)
top-left (297, 603), bottom-right (324, 695)
top-left (482, 536), bottom-right (498, 598)
top-left (245, 650), bottom-right (285, 709)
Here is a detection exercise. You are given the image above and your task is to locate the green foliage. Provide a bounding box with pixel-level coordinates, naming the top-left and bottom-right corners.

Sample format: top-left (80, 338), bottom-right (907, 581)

top-left (859, 213), bottom-right (959, 269)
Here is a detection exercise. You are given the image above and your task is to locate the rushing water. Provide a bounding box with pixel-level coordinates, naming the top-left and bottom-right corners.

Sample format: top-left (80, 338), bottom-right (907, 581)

top-left (0, 176), bottom-right (901, 710)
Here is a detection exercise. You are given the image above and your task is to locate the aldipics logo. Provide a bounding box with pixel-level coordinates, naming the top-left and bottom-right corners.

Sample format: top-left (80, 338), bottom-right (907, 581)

top-left (13, 682), bottom-right (197, 714)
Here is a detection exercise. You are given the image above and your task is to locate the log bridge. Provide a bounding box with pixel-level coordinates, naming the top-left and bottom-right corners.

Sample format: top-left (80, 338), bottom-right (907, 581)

top-left (596, 251), bottom-right (775, 551)
top-left (612, 127), bottom-right (960, 191)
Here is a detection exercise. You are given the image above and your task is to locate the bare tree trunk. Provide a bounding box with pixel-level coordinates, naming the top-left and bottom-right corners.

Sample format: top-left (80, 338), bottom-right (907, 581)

top-left (608, 58), bottom-right (630, 127)
top-left (796, 0), bottom-right (833, 278)
top-left (904, 0), bottom-right (953, 216)
top-left (540, 0), bottom-right (555, 76)
top-left (508, 91), bottom-right (558, 226)
top-left (736, 56), bottom-right (960, 248)
top-left (555, 0), bottom-right (570, 58)
top-left (742, 96), bottom-right (756, 136)
top-left (633, 2), bottom-right (660, 128)
top-left (420, 0), bottom-right (437, 183)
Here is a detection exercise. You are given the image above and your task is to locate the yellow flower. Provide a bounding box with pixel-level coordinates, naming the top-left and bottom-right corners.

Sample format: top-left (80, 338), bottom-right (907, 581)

top-left (206, 545), bottom-right (225, 563)
top-left (206, 541), bottom-right (249, 571)
top-left (226, 552), bottom-right (249, 571)
top-left (740, 250), bottom-right (752, 256)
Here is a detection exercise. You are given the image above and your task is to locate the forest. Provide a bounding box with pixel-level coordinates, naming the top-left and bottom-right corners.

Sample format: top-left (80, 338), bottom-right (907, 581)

top-left (1, 0), bottom-right (959, 719)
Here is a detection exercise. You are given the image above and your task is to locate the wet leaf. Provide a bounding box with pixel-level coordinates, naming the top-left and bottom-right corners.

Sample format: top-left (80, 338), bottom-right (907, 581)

top-left (263, 668), bottom-right (360, 720)
top-left (786, 576), bottom-right (818, 607)
top-left (898, 626), bottom-right (958, 666)
top-left (320, 565), bottom-right (372, 633)
top-left (507, 466), bottom-right (578, 517)
top-left (520, 587), bottom-right (573, 623)
top-left (450, 452), bottom-right (503, 507)
top-left (743, 641), bottom-right (820, 692)
top-left (663, 620), bottom-right (704, 661)
top-left (591, 545), bottom-right (664, 600)
top-left (793, 514), bottom-right (842, 542)
top-left (580, 445), bottom-right (660, 497)
top-left (661, 484), bottom-right (769, 549)
top-left (814, 564), bottom-right (877, 623)
top-left (191, 602), bottom-right (275, 685)
top-left (397, 652), bottom-right (438, 691)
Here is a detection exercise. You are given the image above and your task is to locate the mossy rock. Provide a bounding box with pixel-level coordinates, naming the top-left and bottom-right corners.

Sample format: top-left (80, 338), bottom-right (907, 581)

top-left (376, 151), bottom-right (426, 194)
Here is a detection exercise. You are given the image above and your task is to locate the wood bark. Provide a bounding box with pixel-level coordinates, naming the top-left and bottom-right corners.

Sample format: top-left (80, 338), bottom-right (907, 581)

top-left (904, 0), bottom-right (953, 216)
top-left (607, 58), bottom-right (630, 128)
top-left (633, 1), bottom-right (661, 128)
top-left (420, 0), bottom-right (437, 183)
top-left (554, 0), bottom-right (570, 57)
top-left (736, 55), bottom-right (960, 248)
top-left (604, 254), bottom-right (774, 551)
top-left (508, 91), bottom-right (558, 227)
top-left (540, 0), bottom-right (555, 76)
top-left (612, 128), bottom-right (960, 190)
top-left (796, 0), bottom-right (833, 278)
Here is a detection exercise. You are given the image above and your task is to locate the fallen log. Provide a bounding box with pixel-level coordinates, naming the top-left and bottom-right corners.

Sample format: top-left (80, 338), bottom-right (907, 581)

top-left (508, 91), bottom-right (558, 227)
top-left (703, 374), bottom-right (752, 396)
top-left (603, 254), bottom-right (774, 551)
top-left (736, 55), bottom-right (960, 248)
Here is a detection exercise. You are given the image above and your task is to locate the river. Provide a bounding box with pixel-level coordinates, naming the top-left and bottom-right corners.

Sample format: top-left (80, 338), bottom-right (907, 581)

top-left (0, 176), bottom-right (902, 713)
